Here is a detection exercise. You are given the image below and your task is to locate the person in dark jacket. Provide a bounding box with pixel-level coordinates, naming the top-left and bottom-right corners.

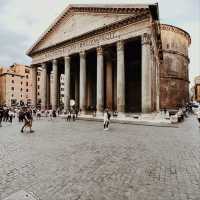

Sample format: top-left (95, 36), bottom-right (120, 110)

top-left (0, 107), bottom-right (4, 127)
top-left (21, 108), bottom-right (34, 133)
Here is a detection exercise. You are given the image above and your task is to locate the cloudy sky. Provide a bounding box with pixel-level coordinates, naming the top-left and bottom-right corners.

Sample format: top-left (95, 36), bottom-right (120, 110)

top-left (0, 0), bottom-right (199, 84)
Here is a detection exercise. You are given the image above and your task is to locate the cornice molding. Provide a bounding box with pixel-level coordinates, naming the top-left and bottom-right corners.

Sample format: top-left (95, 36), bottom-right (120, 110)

top-left (96, 46), bottom-right (103, 55)
top-left (27, 5), bottom-right (150, 55)
top-left (30, 11), bottom-right (150, 57)
top-left (161, 24), bottom-right (191, 45)
top-left (160, 76), bottom-right (190, 83)
top-left (162, 49), bottom-right (190, 63)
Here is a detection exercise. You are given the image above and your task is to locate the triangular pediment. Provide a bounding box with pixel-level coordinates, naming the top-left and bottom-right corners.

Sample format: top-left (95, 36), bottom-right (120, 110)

top-left (27, 4), bottom-right (152, 55)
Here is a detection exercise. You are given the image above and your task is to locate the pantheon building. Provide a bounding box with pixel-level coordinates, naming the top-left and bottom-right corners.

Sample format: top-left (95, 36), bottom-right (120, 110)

top-left (27, 4), bottom-right (191, 114)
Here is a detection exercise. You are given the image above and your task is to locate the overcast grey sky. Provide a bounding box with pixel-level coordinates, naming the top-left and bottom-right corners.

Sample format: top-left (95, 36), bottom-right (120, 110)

top-left (0, 0), bottom-right (199, 85)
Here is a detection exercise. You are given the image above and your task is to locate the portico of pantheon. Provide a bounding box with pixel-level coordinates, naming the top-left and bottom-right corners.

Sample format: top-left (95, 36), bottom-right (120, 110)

top-left (27, 4), bottom-right (189, 114)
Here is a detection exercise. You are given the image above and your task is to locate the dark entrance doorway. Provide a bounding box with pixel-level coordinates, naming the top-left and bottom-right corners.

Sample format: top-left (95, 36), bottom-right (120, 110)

top-left (86, 50), bottom-right (97, 111)
top-left (125, 37), bottom-right (141, 113)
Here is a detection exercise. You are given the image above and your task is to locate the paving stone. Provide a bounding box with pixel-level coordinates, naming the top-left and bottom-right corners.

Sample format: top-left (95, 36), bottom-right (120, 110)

top-left (0, 116), bottom-right (200, 200)
top-left (3, 190), bottom-right (38, 200)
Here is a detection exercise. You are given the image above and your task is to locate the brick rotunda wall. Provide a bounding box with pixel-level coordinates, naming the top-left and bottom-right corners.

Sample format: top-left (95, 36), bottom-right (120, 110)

top-left (160, 24), bottom-right (191, 109)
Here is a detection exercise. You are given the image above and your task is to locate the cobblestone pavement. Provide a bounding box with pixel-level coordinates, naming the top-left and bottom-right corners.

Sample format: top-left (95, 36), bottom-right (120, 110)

top-left (0, 116), bottom-right (200, 200)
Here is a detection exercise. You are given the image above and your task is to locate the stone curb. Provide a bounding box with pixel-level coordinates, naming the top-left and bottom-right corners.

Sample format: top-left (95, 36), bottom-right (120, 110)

top-left (77, 116), bottom-right (179, 128)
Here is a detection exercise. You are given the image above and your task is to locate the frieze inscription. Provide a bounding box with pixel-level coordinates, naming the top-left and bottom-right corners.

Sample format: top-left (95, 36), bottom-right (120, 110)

top-left (32, 31), bottom-right (119, 64)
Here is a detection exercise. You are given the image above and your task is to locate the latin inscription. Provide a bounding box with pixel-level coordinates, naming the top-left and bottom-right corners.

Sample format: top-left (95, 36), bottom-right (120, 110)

top-left (32, 31), bottom-right (119, 64)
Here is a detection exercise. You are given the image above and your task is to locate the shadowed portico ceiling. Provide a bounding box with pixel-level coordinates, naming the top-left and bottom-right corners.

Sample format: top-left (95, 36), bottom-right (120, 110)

top-left (27, 4), bottom-right (158, 56)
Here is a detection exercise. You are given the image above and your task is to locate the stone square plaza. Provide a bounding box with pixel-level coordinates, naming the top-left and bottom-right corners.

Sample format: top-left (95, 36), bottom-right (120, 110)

top-left (0, 2), bottom-right (200, 200)
top-left (0, 116), bottom-right (200, 200)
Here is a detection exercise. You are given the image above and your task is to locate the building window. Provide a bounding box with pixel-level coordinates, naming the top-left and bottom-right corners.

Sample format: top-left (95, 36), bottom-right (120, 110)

top-left (38, 85), bottom-right (40, 89)
top-left (12, 75), bottom-right (14, 77)
top-left (21, 95), bottom-right (23, 98)
top-left (21, 81), bottom-right (23, 85)
top-left (61, 88), bottom-right (64, 91)
top-left (38, 92), bottom-right (40, 96)
top-left (26, 89), bottom-right (28, 92)
top-left (25, 69), bottom-right (30, 73)
top-left (37, 72), bottom-right (41, 76)
top-left (12, 94), bottom-right (14, 97)
top-left (21, 88), bottom-right (23, 91)
top-left (26, 82), bottom-right (28, 86)
top-left (166, 44), bottom-right (169, 49)
top-left (38, 77), bottom-right (40, 81)
top-left (11, 80), bottom-right (14, 83)
top-left (26, 75), bottom-right (28, 79)
top-left (11, 87), bottom-right (14, 91)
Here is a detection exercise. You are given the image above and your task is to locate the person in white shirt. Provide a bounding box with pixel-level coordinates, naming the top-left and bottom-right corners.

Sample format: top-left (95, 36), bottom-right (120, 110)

top-left (8, 109), bottom-right (14, 123)
top-left (36, 110), bottom-right (41, 120)
top-left (103, 109), bottom-right (111, 130)
top-left (103, 111), bottom-right (109, 130)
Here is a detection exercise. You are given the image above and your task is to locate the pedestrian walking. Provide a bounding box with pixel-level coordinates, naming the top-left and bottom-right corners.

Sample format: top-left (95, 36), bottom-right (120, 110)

top-left (177, 108), bottom-right (184, 122)
top-left (36, 109), bottom-right (41, 120)
top-left (8, 109), bottom-right (14, 123)
top-left (103, 109), bottom-right (111, 130)
top-left (72, 109), bottom-right (76, 121)
top-left (21, 108), bottom-right (34, 133)
top-left (67, 110), bottom-right (71, 122)
top-left (0, 107), bottom-right (4, 127)
top-left (75, 107), bottom-right (79, 118)
top-left (197, 108), bottom-right (200, 128)
top-left (18, 109), bottom-right (24, 122)
top-left (48, 109), bottom-right (53, 120)
top-left (52, 110), bottom-right (57, 118)
top-left (3, 109), bottom-right (9, 122)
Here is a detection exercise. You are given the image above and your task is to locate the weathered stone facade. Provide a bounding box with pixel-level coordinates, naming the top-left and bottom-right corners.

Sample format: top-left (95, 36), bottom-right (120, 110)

top-left (160, 24), bottom-right (191, 109)
top-left (27, 4), bottom-right (162, 113)
top-left (27, 4), bottom-right (191, 113)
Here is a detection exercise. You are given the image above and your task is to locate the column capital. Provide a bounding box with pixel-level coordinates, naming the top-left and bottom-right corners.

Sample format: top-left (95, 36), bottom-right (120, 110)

top-left (80, 51), bottom-right (85, 58)
top-left (64, 55), bottom-right (70, 62)
top-left (52, 59), bottom-right (57, 66)
top-left (30, 64), bottom-right (37, 69)
top-left (117, 40), bottom-right (124, 51)
top-left (97, 46), bottom-right (103, 55)
top-left (41, 63), bottom-right (46, 69)
top-left (142, 33), bottom-right (151, 45)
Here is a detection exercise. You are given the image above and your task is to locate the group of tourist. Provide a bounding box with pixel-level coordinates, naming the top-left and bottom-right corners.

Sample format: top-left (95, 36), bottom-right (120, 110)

top-left (0, 106), bottom-right (33, 132)
top-left (0, 107), bottom-right (15, 126)
top-left (161, 102), bottom-right (200, 125)
top-left (0, 102), bottom-right (200, 132)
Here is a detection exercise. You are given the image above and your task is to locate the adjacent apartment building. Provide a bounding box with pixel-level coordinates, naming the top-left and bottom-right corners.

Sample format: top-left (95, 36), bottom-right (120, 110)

top-left (0, 64), bottom-right (33, 106)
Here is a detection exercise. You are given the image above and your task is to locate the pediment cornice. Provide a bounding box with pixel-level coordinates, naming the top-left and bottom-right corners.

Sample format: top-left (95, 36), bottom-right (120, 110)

top-left (27, 4), bottom-right (153, 55)
top-left (30, 11), bottom-right (150, 57)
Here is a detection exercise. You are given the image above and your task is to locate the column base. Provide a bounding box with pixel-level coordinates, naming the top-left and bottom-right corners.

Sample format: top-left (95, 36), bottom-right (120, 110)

top-left (96, 111), bottom-right (104, 118)
top-left (79, 110), bottom-right (87, 115)
top-left (142, 107), bottom-right (152, 113)
top-left (41, 106), bottom-right (46, 111)
top-left (52, 106), bottom-right (57, 111)
top-left (117, 112), bottom-right (126, 119)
